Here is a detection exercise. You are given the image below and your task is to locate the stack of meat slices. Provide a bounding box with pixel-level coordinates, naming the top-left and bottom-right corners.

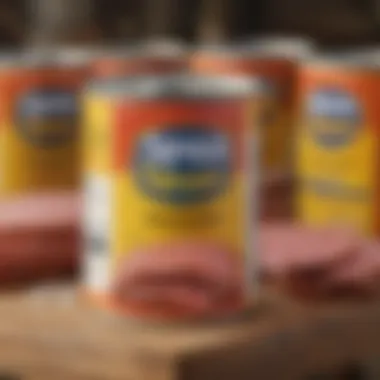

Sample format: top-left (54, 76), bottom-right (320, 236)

top-left (260, 223), bottom-right (380, 299)
top-left (112, 243), bottom-right (244, 319)
top-left (0, 192), bottom-right (80, 284)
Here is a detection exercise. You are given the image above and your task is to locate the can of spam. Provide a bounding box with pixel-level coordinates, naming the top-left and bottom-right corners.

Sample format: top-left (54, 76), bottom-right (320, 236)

top-left (296, 54), bottom-right (380, 236)
top-left (191, 41), bottom-right (313, 185)
top-left (0, 51), bottom-right (88, 196)
top-left (91, 41), bottom-right (188, 79)
top-left (82, 74), bottom-right (260, 321)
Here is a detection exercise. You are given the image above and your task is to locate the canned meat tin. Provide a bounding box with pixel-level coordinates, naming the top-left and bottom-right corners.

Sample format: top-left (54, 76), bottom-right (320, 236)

top-left (191, 43), bottom-right (309, 184)
top-left (296, 55), bottom-right (380, 236)
top-left (0, 52), bottom-right (88, 196)
top-left (82, 74), bottom-right (260, 321)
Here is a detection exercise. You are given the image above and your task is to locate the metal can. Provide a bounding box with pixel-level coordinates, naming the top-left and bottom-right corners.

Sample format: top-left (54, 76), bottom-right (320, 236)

top-left (296, 54), bottom-right (380, 236)
top-left (91, 42), bottom-right (188, 79)
top-left (191, 42), bottom-right (310, 184)
top-left (82, 74), bottom-right (260, 321)
top-left (0, 52), bottom-right (88, 196)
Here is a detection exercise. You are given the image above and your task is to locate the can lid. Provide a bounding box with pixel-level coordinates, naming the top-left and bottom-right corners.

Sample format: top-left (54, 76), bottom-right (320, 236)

top-left (55, 46), bottom-right (107, 65)
top-left (90, 45), bottom-right (141, 61)
top-left (301, 49), bottom-right (380, 69)
top-left (239, 35), bottom-right (316, 58)
top-left (194, 40), bottom-right (311, 61)
top-left (0, 51), bottom-right (23, 67)
top-left (93, 41), bottom-right (187, 63)
top-left (139, 37), bottom-right (187, 56)
top-left (16, 46), bottom-right (102, 68)
top-left (194, 44), bottom-right (243, 57)
top-left (332, 46), bottom-right (380, 62)
top-left (85, 73), bottom-right (263, 99)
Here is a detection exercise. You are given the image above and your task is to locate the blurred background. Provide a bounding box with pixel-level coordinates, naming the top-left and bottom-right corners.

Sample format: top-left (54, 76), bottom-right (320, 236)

top-left (0, 0), bottom-right (379, 47)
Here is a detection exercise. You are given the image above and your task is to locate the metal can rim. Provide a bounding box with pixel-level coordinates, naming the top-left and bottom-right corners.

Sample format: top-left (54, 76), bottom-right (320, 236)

top-left (193, 44), bottom-right (304, 61)
top-left (84, 73), bottom-right (264, 99)
top-left (300, 52), bottom-right (380, 70)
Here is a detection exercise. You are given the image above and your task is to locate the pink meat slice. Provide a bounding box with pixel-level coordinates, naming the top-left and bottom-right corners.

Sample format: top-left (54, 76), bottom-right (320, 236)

top-left (112, 243), bottom-right (243, 314)
top-left (116, 243), bottom-right (240, 289)
top-left (0, 192), bottom-right (80, 281)
top-left (120, 282), bottom-right (212, 312)
top-left (326, 242), bottom-right (380, 287)
top-left (0, 191), bottom-right (80, 230)
top-left (289, 226), bottom-right (359, 268)
top-left (260, 223), bottom-right (360, 276)
top-left (260, 223), bottom-right (304, 274)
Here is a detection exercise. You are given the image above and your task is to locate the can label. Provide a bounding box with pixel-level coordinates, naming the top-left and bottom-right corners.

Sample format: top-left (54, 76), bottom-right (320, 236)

top-left (112, 103), bottom-right (248, 263)
top-left (297, 70), bottom-right (378, 235)
top-left (0, 70), bottom-right (85, 195)
top-left (16, 88), bottom-right (77, 147)
top-left (133, 128), bottom-right (230, 204)
top-left (84, 99), bottom-right (255, 319)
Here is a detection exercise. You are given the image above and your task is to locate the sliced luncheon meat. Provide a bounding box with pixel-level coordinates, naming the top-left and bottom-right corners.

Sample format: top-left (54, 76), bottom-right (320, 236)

top-left (122, 283), bottom-right (212, 313)
top-left (325, 242), bottom-right (380, 292)
top-left (111, 243), bottom-right (244, 318)
top-left (0, 192), bottom-right (80, 230)
top-left (260, 223), bottom-right (361, 276)
top-left (0, 192), bottom-right (80, 282)
top-left (116, 243), bottom-right (239, 288)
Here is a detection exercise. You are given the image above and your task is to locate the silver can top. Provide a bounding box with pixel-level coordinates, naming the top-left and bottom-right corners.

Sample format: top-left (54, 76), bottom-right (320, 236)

top-left (301, 49), bottom-right (380, 70)
top-left (239, 35), bottom-right (316, 58)
top-left (92, 41), bottom-right (188, 62)
top-left (194, 36), bottom-right (315, 61)
top-left (85, 73), bottom-right (265, 100)
top-left (13, 46), bottom-right (103, 68)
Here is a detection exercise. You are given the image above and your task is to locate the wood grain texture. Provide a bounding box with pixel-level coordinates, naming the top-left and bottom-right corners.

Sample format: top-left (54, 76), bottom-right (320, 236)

top-left (0, 285), bottom-right (378, 379)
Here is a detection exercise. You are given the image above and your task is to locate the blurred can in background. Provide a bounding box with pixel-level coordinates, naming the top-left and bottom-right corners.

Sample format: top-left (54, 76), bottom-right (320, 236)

top-left (91, 41), bottom-right (188, 79)
top-left (192, 38), bottom-right (314, 183)
top-left (296, 54), bottom-right (380, 236)
top-left (83, 74), bottom-right (260, 321)
top-left (192, 38), bottom-right (314, 220)
top-left (0, 51), bottom-right (88, 196)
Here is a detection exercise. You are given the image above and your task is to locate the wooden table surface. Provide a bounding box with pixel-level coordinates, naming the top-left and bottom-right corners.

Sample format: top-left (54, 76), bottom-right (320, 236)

top-left (0, 284), bottom-right (378, 380)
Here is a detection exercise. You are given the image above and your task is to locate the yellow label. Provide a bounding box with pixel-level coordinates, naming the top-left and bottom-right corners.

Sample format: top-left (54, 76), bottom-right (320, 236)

top-left (82, 92), bottom-right (113, 176)
top-left (110, 109), bottom-right (251, 268)
top-left (112, 173), bottom-right (245, 264)
top-left (0, 89), bottom-right (79, 195)
top-left (297, 89), bottom-right (376, 235)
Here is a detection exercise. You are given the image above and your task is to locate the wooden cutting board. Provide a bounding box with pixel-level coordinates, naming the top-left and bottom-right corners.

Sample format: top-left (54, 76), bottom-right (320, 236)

top-left (0, 284), bottom-right (378, 380)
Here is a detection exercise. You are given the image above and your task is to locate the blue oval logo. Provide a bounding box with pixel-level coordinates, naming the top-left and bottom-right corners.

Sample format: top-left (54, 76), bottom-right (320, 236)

top-left (306, 88), bottom-right (361, 148)
top-left (15, 88), bottom-right (78, 148)
top-left (133, 126), bottom-right (231, 205)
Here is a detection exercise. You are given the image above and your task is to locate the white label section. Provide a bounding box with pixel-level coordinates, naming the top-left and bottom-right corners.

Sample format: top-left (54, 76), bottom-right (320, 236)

top-left (82, 174), bottom-right (111, 292)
